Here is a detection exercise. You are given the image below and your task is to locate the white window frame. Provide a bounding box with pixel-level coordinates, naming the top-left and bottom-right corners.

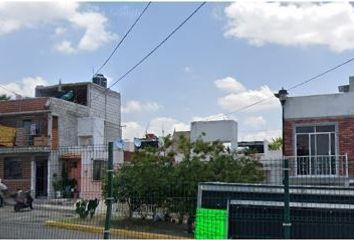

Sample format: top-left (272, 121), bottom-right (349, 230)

top-left (294, 123), bottom-right (338, 176)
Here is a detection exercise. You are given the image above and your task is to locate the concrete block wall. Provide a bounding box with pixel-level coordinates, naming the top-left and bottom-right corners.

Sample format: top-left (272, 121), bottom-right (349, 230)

top-left (191, 120), bottom-right (238, 150)
top-left (49, 98), bottom-right (90, 147)
top-left (78, 117), bottom-right (104, 145)
top-left (88, 84), bottom-right (121, 124)
top-left (105, 121), bottom-right (121, 143)
top-left (87, 84), bottom-right (121, 143)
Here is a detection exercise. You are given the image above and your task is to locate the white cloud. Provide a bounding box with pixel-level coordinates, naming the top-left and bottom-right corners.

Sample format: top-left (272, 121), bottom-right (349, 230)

top-left (0, 76), bottom-right (48, 98)
top-left (224, 2), bottom-right (354, 52)
top-left (122, 100), bottom-right (161, 113)
top-left (240, 129), bottom-right (281, 142)
top-left (122, 121), bottom-right (146, 140)
top-left (70, 11), bottom-right (117, 52)
top-left (214, 76), bottom-right (246, 93)
top-left (122, 117), bottom-right (190, 140)
top-left (55, 40), bottom-right (76, 55)
top-left (0, 2), bottom-right (116, 53)
top-left (244, 116), bottom-right (266, 128)
top-left (149, 117), bottom-right (190, 137)
top-left (184, 66), bottom-right (192, 73)
top-left (54, 27), bottom-right (67, 36)
top-left (215, 77), bottom-right (278, 112)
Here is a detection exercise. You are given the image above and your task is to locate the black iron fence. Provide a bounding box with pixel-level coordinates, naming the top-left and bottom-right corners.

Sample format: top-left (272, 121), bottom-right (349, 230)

top-left (0, 145), bottom-right (354, 239)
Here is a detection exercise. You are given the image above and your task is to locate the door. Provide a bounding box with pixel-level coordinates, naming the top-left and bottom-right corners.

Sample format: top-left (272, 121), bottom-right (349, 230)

top-left (296, 134), bottom-right (310, 175)
top-left (296, 132), bottom-right (335, 175)
top-left (23, 120), bottom-right (32, 146)
top-left (35, 160), bottom-right (48, 197)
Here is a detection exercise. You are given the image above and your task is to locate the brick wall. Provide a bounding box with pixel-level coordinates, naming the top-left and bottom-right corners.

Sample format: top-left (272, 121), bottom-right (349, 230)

top-left (0, 114), bottom-right (49, 147)
top-left (0, 98), bottom-right (49, 113)
top-left (284, 116), bottom-right (354, 176)
top-left (0, 156), bottom-right (31, 194)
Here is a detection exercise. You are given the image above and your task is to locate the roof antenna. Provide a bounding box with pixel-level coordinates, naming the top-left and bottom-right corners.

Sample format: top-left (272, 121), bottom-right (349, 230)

top-left (145, 122), bottom-right (150, 137)
top-left (58, 78), bottom-right (62, 92)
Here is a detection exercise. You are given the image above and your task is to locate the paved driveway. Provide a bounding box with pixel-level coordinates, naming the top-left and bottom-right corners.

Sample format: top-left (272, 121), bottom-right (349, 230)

top-left (0, 205), bottom-right (101, 239)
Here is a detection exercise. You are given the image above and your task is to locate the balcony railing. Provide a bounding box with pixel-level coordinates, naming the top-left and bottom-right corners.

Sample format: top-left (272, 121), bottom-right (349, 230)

top-left (286, 155), bottom-right (348, 177)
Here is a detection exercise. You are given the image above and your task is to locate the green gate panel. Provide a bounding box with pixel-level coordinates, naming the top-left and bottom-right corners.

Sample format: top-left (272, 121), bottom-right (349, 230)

top-left (195, 208), bottom-right (227, 239)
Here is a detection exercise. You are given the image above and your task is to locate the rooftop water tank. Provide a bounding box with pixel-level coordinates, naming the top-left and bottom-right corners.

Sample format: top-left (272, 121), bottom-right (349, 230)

top-left (92, 73), bottom-right (107, 88)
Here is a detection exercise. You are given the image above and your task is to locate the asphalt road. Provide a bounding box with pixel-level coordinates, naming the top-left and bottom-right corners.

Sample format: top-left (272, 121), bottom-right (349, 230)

top-left (0, 205), bottom-right (101, 239)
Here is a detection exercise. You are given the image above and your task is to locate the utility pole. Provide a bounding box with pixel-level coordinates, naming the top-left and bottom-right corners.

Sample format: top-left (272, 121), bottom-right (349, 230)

top-left (275, 88), bottom-right (291, 239)
top-left (103, 142), bottom-right (114, 239)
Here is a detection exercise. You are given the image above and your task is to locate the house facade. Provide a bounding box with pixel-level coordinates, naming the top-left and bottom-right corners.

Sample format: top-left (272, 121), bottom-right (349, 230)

top-left (284, 77), bottom-right (354, 186)
top-left (0, 79), bottom-right (123, 198)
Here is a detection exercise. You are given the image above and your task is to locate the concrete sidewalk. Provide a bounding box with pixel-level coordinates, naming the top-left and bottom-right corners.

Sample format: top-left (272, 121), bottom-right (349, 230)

top-left (4, 197), bottom-right (75, 212)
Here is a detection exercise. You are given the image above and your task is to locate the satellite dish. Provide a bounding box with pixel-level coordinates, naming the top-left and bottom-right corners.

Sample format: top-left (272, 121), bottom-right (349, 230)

top-left (115, 138), bottom-right (125, 150)
top-left (133, 138), bottom-right (141, 148)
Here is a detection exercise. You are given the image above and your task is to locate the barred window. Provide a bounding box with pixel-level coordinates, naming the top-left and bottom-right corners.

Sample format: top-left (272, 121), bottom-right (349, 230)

top-left (93, 160), bottom-right (106, 181)
top-left (4, 158), bottom-right (22, 179)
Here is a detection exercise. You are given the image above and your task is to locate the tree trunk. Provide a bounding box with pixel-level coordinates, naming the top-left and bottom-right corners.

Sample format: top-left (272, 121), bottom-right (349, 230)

top-left (178, 214), bottom-right (184, 224)
top-left (187, 215), bottom-right (195, 233)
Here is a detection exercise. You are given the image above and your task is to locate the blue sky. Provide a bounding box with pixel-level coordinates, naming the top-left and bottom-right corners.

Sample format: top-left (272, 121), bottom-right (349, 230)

top-left (2, 1), bottom-right (354, 141)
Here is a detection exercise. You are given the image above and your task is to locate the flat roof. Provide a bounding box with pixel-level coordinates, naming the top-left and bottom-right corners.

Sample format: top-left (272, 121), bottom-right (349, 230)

top-left (35, 81), bottom-right (119, 94)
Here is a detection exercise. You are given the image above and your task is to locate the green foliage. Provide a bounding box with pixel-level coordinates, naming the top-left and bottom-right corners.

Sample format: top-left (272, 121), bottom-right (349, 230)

top-left (52, 179), bottom-right (63, 192)
top-left (0, 94), bottom-right (11, 101)
top-left (268, 137), bottom-right (283, 151)
top-left (104, 134), bottom-right (265, 220)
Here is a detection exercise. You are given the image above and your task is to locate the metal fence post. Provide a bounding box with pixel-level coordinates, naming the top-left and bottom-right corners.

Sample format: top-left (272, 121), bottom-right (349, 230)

top-left (104, 142), bottom-right (114, 239)
top-left (283, 157), bottom-right (291, 239)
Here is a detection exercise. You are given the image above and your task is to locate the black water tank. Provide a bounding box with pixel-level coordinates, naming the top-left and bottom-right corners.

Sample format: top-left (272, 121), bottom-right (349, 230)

top-left (92, 73), bottom-right (107, 88)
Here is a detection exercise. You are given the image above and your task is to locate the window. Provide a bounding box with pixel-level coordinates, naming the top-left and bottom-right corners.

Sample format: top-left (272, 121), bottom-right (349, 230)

top-left (295, 124), bottom-right (337, 175)
top-left (4, 158), bottom-right (22, 179)
top-left (79, 136), bottom-right (93, 146)
top-left (93, 160), bottom-right (106, 181)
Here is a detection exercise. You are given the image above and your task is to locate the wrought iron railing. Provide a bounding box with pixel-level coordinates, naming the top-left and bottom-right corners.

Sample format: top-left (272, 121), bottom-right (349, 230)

top-left (286, 155), bottom-right (348, 177)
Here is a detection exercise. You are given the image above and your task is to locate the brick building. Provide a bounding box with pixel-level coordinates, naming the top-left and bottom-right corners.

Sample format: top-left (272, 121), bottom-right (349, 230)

top-left (283, 76), bottom-right (354, 186)
top-left (0, 78), bottom-right (123, 198)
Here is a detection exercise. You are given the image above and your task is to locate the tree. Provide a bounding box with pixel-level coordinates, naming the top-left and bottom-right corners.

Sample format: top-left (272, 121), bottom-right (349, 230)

top-left (105, 135), bottom-right (265, 222)
top-left (268, 137), bottom-right (282, 150)
top-left (0, 94), bottom-right (11, 101)
top-left (104, 136), bottom-right (175, 219)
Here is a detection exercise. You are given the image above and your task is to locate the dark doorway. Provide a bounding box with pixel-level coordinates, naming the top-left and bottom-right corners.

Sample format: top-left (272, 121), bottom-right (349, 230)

top-left (36, 160), bottom-right (48, 197)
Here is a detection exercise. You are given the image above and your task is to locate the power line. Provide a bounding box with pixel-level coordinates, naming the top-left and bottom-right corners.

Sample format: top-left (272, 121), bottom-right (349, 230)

top-left (288, 57), bottom-right (354, 91)
top-left (217, 57), bottom-right (354, 118)
top-left (95, 2), bottom-right (152, 75)
top-left (0, 84), bottom-right (22, 97)
top-left (223, 97), bottom-right (274, 117)
top-left (108, 2), bottom-right (206, 89)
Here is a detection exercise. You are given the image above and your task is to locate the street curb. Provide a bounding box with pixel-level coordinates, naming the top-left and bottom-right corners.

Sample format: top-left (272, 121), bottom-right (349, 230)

top-left (45, 220), bottom-right (190, 239)
top-left (35, 204), bottom-right (74, 213)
